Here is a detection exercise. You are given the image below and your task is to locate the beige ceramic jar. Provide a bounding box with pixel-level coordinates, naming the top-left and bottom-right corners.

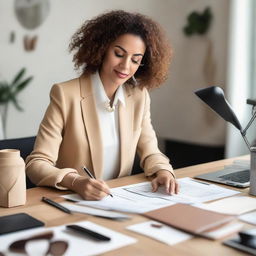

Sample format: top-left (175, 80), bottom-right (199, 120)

top-left (0, 149), bottom-right (26, 207)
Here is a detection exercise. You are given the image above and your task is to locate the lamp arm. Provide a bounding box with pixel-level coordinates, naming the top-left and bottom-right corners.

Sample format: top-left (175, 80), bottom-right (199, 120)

top-left (240, 131), bottom-right (251, 151)
top-left (240, 109), bottom-right (256, 151)
top-left (242, 110), bottom-right (256, 136)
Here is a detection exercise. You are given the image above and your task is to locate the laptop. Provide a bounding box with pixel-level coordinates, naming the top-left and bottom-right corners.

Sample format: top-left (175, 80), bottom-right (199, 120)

top-left (195, 160), bottom-right (250, 188)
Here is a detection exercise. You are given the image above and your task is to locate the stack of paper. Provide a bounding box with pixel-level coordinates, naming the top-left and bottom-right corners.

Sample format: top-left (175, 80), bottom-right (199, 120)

top-left (60, 203), bottom-right (131, 219)
top-left (123, 178), bottom-right (240, 204)
top-left (62, 177), bottom-right (239, 214)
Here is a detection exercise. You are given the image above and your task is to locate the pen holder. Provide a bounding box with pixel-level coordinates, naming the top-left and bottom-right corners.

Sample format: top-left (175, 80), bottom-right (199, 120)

top-left (250, 147), bottom-right (256, 196)
top-left (0, 149), bottom-right (26, 207)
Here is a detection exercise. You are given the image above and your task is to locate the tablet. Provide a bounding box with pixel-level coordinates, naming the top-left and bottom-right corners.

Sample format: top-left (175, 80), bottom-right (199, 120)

top-left (223, 237), bottom-right (256, 255)
top-left (0, 213), bottom-right (44, 235)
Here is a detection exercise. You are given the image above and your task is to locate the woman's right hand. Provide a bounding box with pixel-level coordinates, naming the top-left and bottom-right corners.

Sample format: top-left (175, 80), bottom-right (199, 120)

top-left (73, 176), bottom-right (111, 200)
top-left (60, 173), bottom-right (111, 200)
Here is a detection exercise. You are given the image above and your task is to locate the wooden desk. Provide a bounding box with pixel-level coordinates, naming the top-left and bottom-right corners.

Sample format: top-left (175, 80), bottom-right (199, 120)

top-left (0, 156), bottom-right (253, 256)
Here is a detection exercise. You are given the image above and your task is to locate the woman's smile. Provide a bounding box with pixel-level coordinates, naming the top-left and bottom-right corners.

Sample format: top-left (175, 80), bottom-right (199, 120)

top-left (114, 70), bottom-right (129, 79)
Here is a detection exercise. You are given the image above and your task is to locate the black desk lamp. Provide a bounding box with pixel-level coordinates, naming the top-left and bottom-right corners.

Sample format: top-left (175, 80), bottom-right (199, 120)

top-left (194, 86), bottom-right (256, 151)
top-left (194, 86), bottom-right (256, 196)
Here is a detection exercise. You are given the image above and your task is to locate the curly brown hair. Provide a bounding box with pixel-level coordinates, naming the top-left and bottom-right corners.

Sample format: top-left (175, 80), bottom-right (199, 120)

top-left (69, 10), bottom-right (172, 89)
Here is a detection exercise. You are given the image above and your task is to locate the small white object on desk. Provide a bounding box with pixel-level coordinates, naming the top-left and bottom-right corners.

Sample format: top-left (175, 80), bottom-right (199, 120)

top-left (127, 221), bottom-right (193, 245)
top-left (195, 196), bottom-right (256, 215)
top-left (239, 211), bottom-right (256, 225)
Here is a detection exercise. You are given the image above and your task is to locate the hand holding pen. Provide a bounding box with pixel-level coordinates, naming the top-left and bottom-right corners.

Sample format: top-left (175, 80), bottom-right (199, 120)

top-left (82, 166), bottom-right (113, 197)
top-left (66, 167), bottom-right (113, 200)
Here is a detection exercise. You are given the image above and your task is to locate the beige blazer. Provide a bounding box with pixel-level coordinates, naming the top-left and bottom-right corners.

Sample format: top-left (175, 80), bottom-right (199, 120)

top-left (26, 74), bottom-right (173, 189)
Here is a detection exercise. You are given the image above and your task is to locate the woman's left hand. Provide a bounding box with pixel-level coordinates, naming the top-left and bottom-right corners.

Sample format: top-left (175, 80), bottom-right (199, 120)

top-left (151, 170), bottom-right (179, 194)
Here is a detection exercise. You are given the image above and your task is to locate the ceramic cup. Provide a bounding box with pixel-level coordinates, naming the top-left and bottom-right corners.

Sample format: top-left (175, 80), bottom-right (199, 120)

top-left (0, 149), bottom-right (26, 207)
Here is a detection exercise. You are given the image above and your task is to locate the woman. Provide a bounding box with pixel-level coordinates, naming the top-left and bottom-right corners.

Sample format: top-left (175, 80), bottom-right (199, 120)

top-left (26, 10), bottom-right (179, 200)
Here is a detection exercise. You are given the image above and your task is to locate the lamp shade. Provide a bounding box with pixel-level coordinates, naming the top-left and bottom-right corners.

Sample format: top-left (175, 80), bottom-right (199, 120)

top-left (194, 86), bottom-right (242, 131)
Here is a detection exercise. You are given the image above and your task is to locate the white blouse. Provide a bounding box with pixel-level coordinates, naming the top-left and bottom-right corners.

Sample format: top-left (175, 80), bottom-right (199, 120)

top-left (91, 72), bottom-right (125, 180)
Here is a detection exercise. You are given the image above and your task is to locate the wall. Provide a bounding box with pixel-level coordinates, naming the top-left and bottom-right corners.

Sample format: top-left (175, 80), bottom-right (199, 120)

top-left (150, 0), bottom-right (230, 146)
top-left (0, 0), bottom-right (230, 146)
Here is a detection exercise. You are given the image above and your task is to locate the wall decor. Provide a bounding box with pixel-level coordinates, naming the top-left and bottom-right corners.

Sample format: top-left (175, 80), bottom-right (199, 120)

top-left (183, 7), bottom-right (212, 36)
top-left (183, 7), bottom-right (215, 85)
top-left (23, 35), bottom-right (38, 51)
top-left (0, 68), bottom-right (33, 139)
top-left (14, 0), bottom-right (50, 51)
top-left (14, 0), bottom-right (50, 30)
top-left (9, 31), bottom-right (16, 44)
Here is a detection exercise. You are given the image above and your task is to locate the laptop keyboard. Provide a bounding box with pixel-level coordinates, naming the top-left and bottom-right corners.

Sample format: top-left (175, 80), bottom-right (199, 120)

top-left (219, 169), bottom-right (250, 183)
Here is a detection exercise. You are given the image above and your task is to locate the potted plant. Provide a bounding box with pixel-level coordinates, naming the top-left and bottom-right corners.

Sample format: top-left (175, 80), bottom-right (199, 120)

top-left (0, 68), bottom-right (33, 139)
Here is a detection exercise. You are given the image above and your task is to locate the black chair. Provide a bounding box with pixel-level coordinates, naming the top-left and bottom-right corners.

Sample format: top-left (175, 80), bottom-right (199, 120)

top-left (0, 136), bottom-right (36, 189)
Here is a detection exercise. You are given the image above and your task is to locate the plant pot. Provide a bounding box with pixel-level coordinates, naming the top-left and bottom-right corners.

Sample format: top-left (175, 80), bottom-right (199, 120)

top-left (0, 149), bottom-right (26, 207)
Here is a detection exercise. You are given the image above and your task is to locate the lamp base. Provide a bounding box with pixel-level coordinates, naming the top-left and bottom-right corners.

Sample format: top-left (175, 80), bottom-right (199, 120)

top-left (250, 147), bottom-right (256, 196)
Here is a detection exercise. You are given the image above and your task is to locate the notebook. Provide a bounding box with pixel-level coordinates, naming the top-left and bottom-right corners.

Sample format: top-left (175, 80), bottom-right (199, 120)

top-left (143, 203), bottom-right (235, 236)
top-left (195, 160), bottom-right (250, 188)
top-left (0, 213), bottom-right (44, 235)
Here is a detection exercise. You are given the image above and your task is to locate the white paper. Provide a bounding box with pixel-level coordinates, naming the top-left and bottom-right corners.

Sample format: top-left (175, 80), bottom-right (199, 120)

top-left (239, 211), bottom-right (256, 225)
top-left (127, 221), bottom-right (193, 245)
top-left (62, 188), bottom-right (175, 214)
top-left (62, 177), bottom-right (239, 213)
top-left (202, 223), bottom-right (244, 240)
top-left (62, 193), bottom-right (83, 202)
top-left (60, 203), bottom-right (130, 219)
top-left (0, 221), bottom-right (137, 256)
top-left (195, 196), bottom-right (256, 215)
top-left (77, 193), bottom-right (174, 214)
top-left (124, 177), bottom-right (240, 204)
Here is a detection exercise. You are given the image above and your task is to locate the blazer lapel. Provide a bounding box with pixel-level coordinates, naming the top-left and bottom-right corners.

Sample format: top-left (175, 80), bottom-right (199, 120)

top-left (79, 75), bottom-right (103, 178)
top-left (118, 86), bottom-right (134, 177)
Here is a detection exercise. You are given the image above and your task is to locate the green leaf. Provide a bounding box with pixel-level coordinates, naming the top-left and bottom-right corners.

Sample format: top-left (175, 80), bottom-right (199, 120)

top-left (14, 76), bottom-right (33, 94)
top-left (183, 7), bottom-right (213, 36)
top-left (0, 83), bottom-right (11, 103)
top-left (11, 68), bottom-right (26, 86)
top-left (9, 94), bottom-right (23, 111)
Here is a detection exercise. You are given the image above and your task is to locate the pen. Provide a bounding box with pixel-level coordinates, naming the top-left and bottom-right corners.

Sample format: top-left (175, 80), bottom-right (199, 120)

top-left (42, 197), bottom-right (72, 214)
top-left (82, 166), bottom-right (113, 197)
top-left (66, 224), bottom-right (111, 241)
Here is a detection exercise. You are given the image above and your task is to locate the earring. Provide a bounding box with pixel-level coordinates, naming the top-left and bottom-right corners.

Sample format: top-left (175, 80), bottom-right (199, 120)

top-left (132, 76), bottom-right (138, 86)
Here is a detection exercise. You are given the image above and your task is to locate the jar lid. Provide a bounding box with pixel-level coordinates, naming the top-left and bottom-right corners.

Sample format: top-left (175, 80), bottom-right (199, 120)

top-left (0, 149), bottom-right (20, 158)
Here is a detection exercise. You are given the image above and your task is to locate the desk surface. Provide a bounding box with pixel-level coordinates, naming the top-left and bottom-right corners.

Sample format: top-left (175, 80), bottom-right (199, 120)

top-left (0, 156), bottom-right (253, 256)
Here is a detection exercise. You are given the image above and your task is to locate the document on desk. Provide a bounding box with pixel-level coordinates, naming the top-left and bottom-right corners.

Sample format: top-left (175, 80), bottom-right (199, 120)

top-left (60, 203), bottom-right (131, 219)
top-left (0, 221), bottom-right (137, 256)
top-left (62, 186), bottom-right (175, 214)
top-left (75, 192), bottom-right (175, 214)
top-left (127, 220), bottom-right (193, 245)
top-left (62, 177), bottom-right (239, 213)
top-left (124, 177), bottom-right (240, 204)
top-left (195, 196), bottom-right (256, 215)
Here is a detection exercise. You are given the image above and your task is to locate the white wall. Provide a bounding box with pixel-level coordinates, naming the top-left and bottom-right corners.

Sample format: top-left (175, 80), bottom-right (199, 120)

top-left (150, 0), bottom-right (230, 146)
top-left (0, 0), bottom-right (230, 145)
